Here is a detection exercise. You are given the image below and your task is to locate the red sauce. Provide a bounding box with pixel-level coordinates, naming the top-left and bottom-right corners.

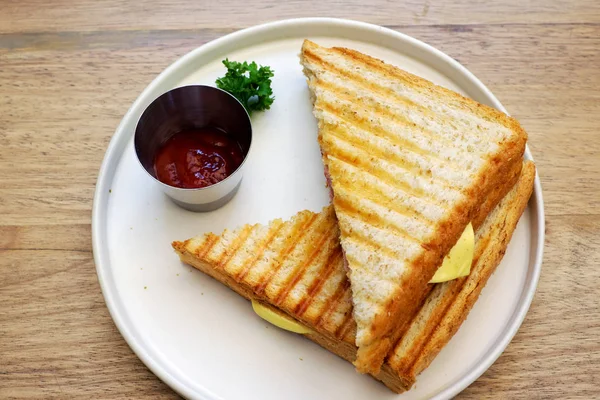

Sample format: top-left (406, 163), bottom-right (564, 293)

top-left (153, 127), bottom-right (244, 189)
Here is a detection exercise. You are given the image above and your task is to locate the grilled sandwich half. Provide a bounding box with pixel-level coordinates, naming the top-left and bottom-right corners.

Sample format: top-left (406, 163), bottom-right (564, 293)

top-left (172, 162), bottom-right (535, 393)
top-left (300, 40), bottom-right (528, 373)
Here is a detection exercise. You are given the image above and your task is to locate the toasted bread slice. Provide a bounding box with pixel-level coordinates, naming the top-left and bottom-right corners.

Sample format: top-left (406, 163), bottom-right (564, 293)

top-left (173, 207), bottom-right (356, 344)
top-left (172, 162), bottom-right (534, 392)
top-left (300, 39), bottom-right (527, 373)
top-left (379, 161), bottom-right (535, 391)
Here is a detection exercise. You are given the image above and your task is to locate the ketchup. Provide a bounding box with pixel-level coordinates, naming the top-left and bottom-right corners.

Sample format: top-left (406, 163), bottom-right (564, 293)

top-left (153, 127), bottom-right (244, 189)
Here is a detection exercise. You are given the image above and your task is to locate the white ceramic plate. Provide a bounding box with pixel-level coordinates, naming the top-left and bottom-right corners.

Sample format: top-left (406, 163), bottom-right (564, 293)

top-left (92, 18), bottom-right (545, 400)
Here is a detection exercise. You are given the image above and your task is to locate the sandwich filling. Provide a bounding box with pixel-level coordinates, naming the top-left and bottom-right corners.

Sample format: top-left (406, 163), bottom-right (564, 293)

top-left (252, 300), bottom-right (312, 334)
top-left (430, 222), bottom-right (474, 283)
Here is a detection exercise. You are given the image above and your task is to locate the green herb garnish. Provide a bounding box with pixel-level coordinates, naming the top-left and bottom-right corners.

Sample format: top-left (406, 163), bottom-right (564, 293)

top-left (215, 59), bottom-right (275, 115)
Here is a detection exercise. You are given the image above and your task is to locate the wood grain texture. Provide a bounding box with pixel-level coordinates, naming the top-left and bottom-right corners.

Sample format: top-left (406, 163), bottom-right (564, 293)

top-left (0, 1), bottom-right (599, 398)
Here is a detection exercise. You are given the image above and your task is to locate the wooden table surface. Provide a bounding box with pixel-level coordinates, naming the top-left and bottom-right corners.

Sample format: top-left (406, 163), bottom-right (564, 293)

top-left (1, 1), bottom-right (599, 398)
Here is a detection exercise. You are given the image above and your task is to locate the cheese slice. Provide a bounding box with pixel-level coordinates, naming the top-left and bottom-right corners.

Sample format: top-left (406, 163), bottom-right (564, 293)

top-left (251, 300), bottom-right (312, 334)
top-left (430, 223), bottom-right (474, 283)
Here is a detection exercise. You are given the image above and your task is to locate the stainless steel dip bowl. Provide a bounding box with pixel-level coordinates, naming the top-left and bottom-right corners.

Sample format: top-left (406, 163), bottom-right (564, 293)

top-left (134, 85), bottom-right (252, 212)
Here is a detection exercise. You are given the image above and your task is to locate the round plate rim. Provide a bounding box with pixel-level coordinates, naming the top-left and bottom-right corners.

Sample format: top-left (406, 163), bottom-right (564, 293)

top-left (92, 17), bottom-right (545, 400)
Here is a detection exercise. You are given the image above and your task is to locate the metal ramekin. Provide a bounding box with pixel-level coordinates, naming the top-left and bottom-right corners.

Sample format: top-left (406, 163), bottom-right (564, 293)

top-left (134, 85), bottom-right (252, 212)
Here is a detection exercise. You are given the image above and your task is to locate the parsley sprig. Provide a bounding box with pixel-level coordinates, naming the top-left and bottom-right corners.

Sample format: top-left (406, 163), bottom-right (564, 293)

top-left (215, 59), bottom-right (275, 115)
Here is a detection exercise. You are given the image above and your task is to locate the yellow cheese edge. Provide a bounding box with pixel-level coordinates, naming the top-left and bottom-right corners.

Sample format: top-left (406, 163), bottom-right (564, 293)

top-left (251, 300), bottom-right (312, 335)
top-left (430, 223), bottom-right (475, 283)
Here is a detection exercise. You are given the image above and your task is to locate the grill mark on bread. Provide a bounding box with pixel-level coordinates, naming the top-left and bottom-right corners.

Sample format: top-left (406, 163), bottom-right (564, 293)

top-left (234, 220), bottom-right (285, 282)
top-left (195, 234), bottom-right (219, 259)
top-left (294, 246), bottom-right (344, 317)
top-left (325, 122), bottom-right (420, 172)
top-left (336, 308), bottom-right (356, 340)
top-left (402, 279), bottom-right (467, 375)
top-left (330, 45), bottom-right (528, 138)
top-left (330, 47), bottom-right (417, 89)
top-left (315, 278), bottom-right (350, 330)
top-left (316, 82), bottom-right (434, 136)
top-left (216, 225), bottom-right (254, 270)
top-left (329, 163), bottom-right (436, 228)
top-left (318, 101), bottom-right (435, 160)
top-left (255, 213), bottom-right (319, 295)
top-left (273, 217), bottom-right (338, 306)
top-left (312, 77), bottom-right (461, 152)
top-left (343, 252), bottom-right (410, 300)
top-left (303, 49), bottom-right (433, 117)
top-left (323, 144), bottom-right (435, 204)
top-left (324, 124), bottom-right (459, 192)
top-left (306, 49), bottom-right (492, 158)
top-left (334, 196), bottom-right (421, 247)
top-left (344, 237), bottom-right (408, 269)
top-left (332, 286), bottom-right (353, 337)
